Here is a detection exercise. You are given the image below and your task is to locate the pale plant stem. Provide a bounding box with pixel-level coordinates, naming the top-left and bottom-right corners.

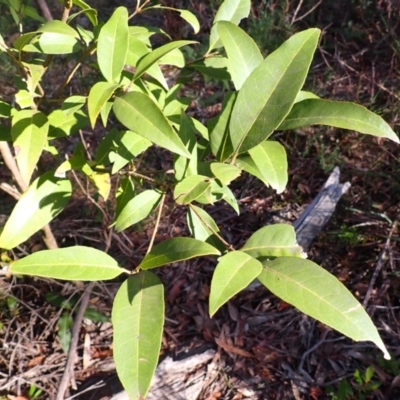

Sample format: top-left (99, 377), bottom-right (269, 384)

top-left (146, 192), bottom-right (166, 255)
top-left (0, 142), bottom-right (58, 249)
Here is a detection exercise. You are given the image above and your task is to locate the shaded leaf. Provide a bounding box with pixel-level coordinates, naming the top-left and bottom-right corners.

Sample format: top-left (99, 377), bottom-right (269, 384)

top-left (112, 130), bottom-right (151, 174)
top-left (209, 92), bottom-right (236, 161)
top-left (113, 91), bottom-right (190, 157)
top-left (139, 238), bottom-right (221, 270)
top-left (174, 175), bottom-right (212, 205)
top-left (133, 40), bottom-right (196, 81)
top-left (187, 205), bottom-right (225, 252)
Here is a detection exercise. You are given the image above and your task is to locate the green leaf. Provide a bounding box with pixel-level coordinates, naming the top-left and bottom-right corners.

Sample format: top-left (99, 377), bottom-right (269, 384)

top-left (72, 0), bottom-right (98, 25)
top-left (62, 95), bottom-right (86, 115)
top-left (112, 130), bottom-right (151, 174)
top-left (294, 90), bottom-right (320, 103)
top-left (209, 251), bottom-right (262, 316)
top-left (14, 89), bottom-right (35, 109)
top-left (148, 5), bottom-right (200, 34)
top-left (217, 21), bottom-right (262, 90)
top-left (209, 92), bottom-right (236, 161)
top-left (87, 82), bottom-right (119, 128)
top-left (174, 175), bottom-right (212, 205)
top-left (195, 180), bottom-right (240, 214)
top-left (174, 111), bottom-right (198, 181)
top-left (97, 6), bottom-right (129, 83)
top-left (211, 162), bottom-right (241, 185)
top-left (13, 32), bottom-right (38, 51)
top-left (48, 110), bottom-right (88, 139)
top-left (139, 238), bottom-right (221, 270)
top-left (38, 32), bottom-right (82, 54)
top-left (0, 172), bottom-right (71, 249)
top-left (10, 246), bottom-right (126, 280)
top-left (58, 311), bottom-right (72, 353)
top-left (0, 100), bottom-right (12, 118)
top-left (258, 257), bottom-right (390, 360)
top-left (191, 56), bottom-right (231, 80)
top-left (95, 128), bottom-right (119, 165)
top-left (187, 205), bottom-right (225, 252)
top-left (46, 292), bottom-right (110, 322)
top-left (11, 110), bottom-right (48, 186)
top-left (112, 271), bottom-right (164, 399)
top-left (278, 99), bottom-right (400, 143)
top-left (230, 28), bottom-right (320, 156)
top-left (116, 176), bottom-right (134, 216)
top-left (248, 141), bottom-right (288, 193)
top-left (37, 20), bottom-right (80, 37)
top-left (22, 4), bottom-right (46, 22)
top-left (209, 0), bottom-right (251, 51)
top-left (113, 91), bottom-right (190, 157)
top-left (114, 189), bottom-right (163, 232)
top-left (241, 224), bottom-right (305, 259)
top-left (133, 40), bottom-right (197, 81)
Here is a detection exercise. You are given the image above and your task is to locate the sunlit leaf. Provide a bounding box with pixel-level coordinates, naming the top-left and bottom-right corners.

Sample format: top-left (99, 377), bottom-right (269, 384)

top-left (10, 246), bottom-right (126, 280)
top-left (217, 21), bottom-right (262, 90)
top-left (97, 7), bottom-right (129, 82)
top-left (209, 0), bottom-right (251, 51)
top-left (278, 99), bottom-right (399, 143)
top-left (87, 82), bottom-right (119, 128)
top-left (112, 271), bottom-right (164, 399)
top-left (139, 238), bottom-right (221, 270)
top-left (248, 141), bottom-right (288, 193)
top-left (229, 29), bottom-right (320, 156)
top-left (210, 251), bottom-right (262, 315)
top-left (0, 172), bottom-right (71, 249)
top-left (241, 224), bottom-right (305, 259)
top-left (258, 257), bottom-right (390, 360)
top-left (11, 110), bottom-right (48, 186)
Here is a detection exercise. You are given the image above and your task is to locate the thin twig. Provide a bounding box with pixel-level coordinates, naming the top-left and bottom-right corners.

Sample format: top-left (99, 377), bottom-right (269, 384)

top-left (363, 220), bottom-right (397, 308)
top-left (0, 142), bottom-right (58, 249)
top-left (291, 0), bottom-right (304, 24)
top-left (291, 0), bottom-right (322, 24)
top-left (35, 0), bottom-right (53, 21)
top-left (147, 192), bottom-right (166, 254)
top-left (0, 142), bottom-right (28, 192)
top-left (56, 283), bottom-right (93, 400)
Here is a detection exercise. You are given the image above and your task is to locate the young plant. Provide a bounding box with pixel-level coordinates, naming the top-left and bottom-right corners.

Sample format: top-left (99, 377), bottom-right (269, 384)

top-left (0, 0), bottom-right (397, 398)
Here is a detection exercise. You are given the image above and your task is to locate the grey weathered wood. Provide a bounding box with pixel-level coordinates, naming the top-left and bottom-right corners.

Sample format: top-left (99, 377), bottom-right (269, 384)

top-left (109, 349), bottom-right (216, 400)
top-left (293, 166), bottom-right (350, 250)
